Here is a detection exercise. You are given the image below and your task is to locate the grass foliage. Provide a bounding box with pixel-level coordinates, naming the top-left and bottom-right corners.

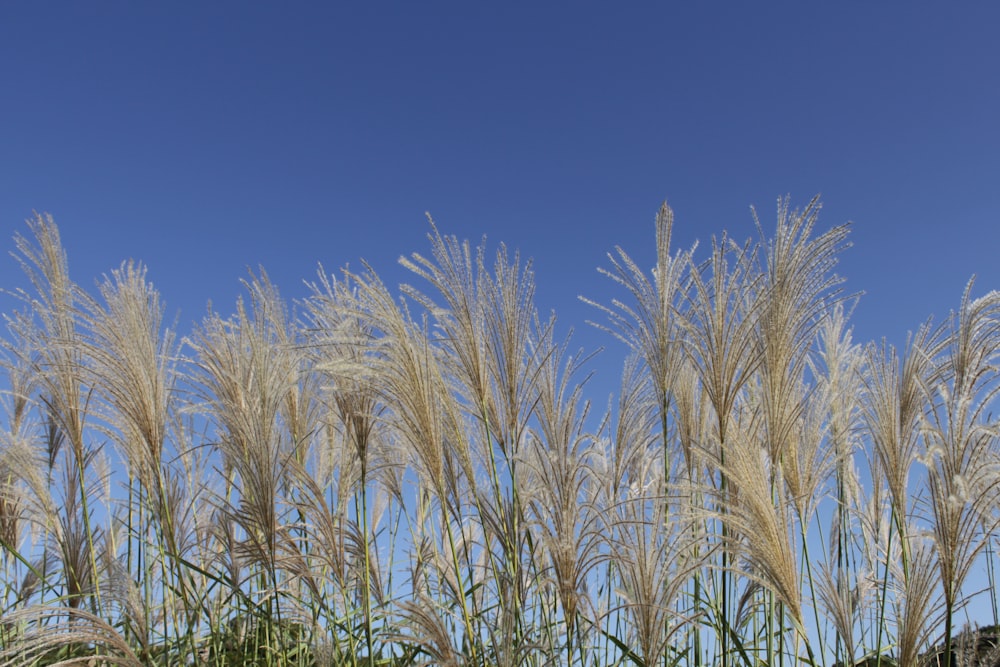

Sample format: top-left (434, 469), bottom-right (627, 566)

top-left (2, 199), bottom-right (1000, 666)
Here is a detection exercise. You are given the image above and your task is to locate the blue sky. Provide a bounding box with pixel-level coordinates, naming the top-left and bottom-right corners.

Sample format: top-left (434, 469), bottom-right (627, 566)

top-left (1, 2), bottom-right (998, 371)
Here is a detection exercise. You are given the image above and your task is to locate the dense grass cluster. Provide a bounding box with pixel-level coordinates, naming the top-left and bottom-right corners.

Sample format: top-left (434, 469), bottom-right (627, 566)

top-left (1, 198), bottom-right (1000, 666)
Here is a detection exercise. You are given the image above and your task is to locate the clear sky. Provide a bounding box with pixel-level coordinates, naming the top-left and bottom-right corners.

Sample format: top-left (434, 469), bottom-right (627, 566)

top-left (1, 3), bottom-right (998, 370)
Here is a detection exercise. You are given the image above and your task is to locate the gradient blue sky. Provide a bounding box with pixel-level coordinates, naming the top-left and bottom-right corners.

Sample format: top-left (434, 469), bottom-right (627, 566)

top-left (2, 3), bottom-right (998, 370)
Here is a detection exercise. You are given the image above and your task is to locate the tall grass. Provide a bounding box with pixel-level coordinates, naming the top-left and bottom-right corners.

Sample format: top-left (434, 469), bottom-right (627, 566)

top-left (1, 200), bottom-right (999, 667)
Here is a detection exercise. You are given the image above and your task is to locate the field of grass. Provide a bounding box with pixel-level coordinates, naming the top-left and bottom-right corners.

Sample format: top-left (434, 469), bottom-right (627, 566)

top-left (1, 199), bottom-right (999, 666)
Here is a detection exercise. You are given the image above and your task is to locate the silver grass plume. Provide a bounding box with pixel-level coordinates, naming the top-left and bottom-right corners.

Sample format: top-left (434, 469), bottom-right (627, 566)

top-left (9, 215), bottom-right (89, 470)
top-left (752, 195), bottom-right (850, 464)
top-left (715, 409), bottom-right (804, 628)
top-left (0, 605), bottom-right (143, 667)
top-left (187, 271), bottom-right (299, 608)
top-left (10, 215), bottom-right (103, 611)
top-left (682, 230), bottom-right (762, 462)
top-left (608, 451), bottom-right (703, 666)
top-left (582, 201), bottom-right (694, 469)
top-left (350, 263), bottom-right (473, 512)
top-left (892, 532), bottom-right (944, 667)
top-left (521, 327), bottom-right (604, 635)
top-left (922, 284), bottom-right (1000, 667)
top-left (76, 260), bottom-right (175, 494)
top-left (864, 321), bottom-right (943, 543)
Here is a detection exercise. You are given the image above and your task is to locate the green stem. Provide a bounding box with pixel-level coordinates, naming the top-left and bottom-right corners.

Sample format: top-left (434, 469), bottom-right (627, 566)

top-left (442, 500), bottom-right (478, 666)
top-left (74, 445), bottom-right (103, 616)
top-left (359, 477), bottom-right (374, 667)
top-left (799, 513), bottom-right (826, 663)
top-left (874, 505), bottom-right (897, 667)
